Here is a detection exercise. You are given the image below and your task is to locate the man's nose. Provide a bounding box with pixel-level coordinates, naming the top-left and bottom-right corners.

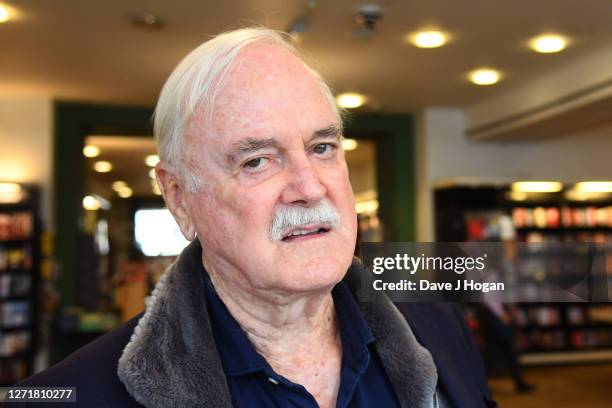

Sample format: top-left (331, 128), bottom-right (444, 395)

top-left (280, 155), bottom-right (326, 206)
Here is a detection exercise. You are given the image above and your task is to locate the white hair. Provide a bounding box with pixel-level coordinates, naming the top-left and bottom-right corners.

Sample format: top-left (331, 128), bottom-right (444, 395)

top-left (154, 26), bottom-right (342, 192)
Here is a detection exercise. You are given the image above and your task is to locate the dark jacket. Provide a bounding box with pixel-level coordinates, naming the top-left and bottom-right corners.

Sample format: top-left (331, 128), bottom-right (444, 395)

top-left (15, 241), bottom-right (496, 407)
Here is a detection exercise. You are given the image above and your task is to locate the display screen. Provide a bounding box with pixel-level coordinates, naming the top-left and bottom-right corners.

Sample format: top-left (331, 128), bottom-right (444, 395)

top-left (134, 208), bottom-right (190, 256)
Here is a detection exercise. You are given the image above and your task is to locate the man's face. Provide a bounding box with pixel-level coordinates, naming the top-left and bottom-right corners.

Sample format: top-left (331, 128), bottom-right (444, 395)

top-left (180, 44), bottom-right (357, 294)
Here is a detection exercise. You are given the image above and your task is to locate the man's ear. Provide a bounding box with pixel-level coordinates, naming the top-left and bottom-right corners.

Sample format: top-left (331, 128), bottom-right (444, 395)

top-left (155, 164), bottom-right (196, 241)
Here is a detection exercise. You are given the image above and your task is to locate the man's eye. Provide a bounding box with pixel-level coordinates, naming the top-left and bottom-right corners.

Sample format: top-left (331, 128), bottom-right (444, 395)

top-left (313, 143), bottom-right (335, 155)
top-left (243, 157), bottom-right (269, 170)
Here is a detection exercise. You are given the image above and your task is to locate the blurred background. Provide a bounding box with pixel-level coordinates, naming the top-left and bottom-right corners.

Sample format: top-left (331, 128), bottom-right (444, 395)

top-left (0, 1), bottom-right (610, 406)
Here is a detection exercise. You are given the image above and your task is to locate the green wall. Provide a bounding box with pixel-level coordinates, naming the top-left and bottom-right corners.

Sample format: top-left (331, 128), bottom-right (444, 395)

top-left (54, 102), bottom-right (153, 306)
top-left (345, 113), bottom-right (415, 242)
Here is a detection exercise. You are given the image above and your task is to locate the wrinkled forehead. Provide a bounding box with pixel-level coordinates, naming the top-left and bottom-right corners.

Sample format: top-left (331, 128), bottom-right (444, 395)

top-left (187, 43), bottom-right (338, 152)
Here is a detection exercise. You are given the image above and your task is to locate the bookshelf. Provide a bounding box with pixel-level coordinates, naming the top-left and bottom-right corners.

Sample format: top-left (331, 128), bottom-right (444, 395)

top-left (434, 185), bottom-right (611, 360)
top-left (0, 186), bottom-right (40, 385)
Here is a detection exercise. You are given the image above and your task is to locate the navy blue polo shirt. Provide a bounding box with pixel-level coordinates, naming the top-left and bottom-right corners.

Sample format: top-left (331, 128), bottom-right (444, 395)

top-left (204, 274), bottom-right (400, 408)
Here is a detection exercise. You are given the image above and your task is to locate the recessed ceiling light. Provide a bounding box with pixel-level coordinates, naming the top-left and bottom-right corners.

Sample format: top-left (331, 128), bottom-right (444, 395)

top-left (408, 31), bottom-right (448, 48)
top-left (82, 195), bottom-right (101, 211)
top-left (574, 181), bottom-right (612, 193)
top-left (342, 139), bottom-right (359, 151)
top-left (117, 187), bottom-right (133, 198)
top-left (112, 181), bottom-right (128, 192)
top-left (336, 93), bottom-right (366, 109)
top-left (83, 145), bottom-right (100, 158)
top-left (94, 161), bottom-right (113, 173)
top-left (530, 34), bottom-right (568, 54)
top-left (468, 68), bottom-right (501, 86)
top-left (0, 4), bottom-right (13, 23)
top-left (512, 181), bottom-right (563, 193)
top-left (145, 154), bottom-right (160, 167)
top-left (0, 182), bottom-right (23, 203)
top-left (0, 182), bottom-right (20, 193)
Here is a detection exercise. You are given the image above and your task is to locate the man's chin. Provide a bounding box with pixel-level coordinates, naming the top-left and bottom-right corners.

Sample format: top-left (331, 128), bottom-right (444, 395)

top-left (279, 256), bottom-right (351, 293)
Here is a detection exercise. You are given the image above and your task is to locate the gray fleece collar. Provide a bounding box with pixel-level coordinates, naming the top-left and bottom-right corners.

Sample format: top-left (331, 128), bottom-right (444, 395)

top-left (117, 240), bottom-right (437, 408)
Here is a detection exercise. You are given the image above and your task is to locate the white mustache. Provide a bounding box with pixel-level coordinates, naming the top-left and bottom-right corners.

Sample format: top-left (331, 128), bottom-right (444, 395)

top-left (269, 198), bottom-right (341, 241)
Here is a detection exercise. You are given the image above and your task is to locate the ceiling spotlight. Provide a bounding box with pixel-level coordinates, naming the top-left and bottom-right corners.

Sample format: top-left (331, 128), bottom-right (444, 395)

top-left (530, 34), bottom-right (567, 54)
top-left (83, 145), bottom-right (100, 158)
top-left (94, 161), bottom-right (113, 173)
top-left (342, 139), bottom-right (359, 151)
top-left (82, 195), bottom-right (101, 211)
top-left (512, 181), bottom-right (563, 193)
top-left (0, 3), bottom-right (17, 24)
top-left (336, 93), bottom-right (366, 109)
top-left (145, 154), bottom-right (160, 167)
top-left (0, 4), bottom-right (11, 23)
top-left (112, 181), bottom-right (128, 192)
top-left (117, 187), bottom-right (133, 198)
top-left (409, 31), bottom-right (448, 48)
top-left (0, 182), bottom-right (23, 203)
top-left (468, 68), bottom-right (501, 86)
top-left (574, 181), bottom-right (612, 193)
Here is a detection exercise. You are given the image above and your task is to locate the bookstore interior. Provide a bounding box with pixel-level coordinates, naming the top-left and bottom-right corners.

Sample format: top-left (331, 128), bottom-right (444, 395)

top-left (1, 1), bottom-right (612, 406)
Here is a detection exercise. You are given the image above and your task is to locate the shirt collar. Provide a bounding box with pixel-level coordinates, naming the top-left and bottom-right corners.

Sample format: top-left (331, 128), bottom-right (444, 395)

top-left (204, 272), bottom-right (268, 376)
top-left (333, 279), bottom-right (376, 349)
top-left (204, 270), bottom-right (375, 377)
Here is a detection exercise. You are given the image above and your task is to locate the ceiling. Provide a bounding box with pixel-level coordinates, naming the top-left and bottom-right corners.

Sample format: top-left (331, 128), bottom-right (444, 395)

top-left (85, 136), bottom-right (157, 198)
top-left (3, 0), bottom-right (612, 111)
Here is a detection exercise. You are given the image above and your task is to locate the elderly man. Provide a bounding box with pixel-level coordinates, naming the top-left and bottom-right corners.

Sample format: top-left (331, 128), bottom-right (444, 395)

top-left (18, 28), bottom-right (496, 407)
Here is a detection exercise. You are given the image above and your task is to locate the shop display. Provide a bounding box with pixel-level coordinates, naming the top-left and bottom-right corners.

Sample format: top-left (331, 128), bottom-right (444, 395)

top-left (0, 186), bottom-right (40, 385)
top-left (435, 185), bottom-right (612, 357)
